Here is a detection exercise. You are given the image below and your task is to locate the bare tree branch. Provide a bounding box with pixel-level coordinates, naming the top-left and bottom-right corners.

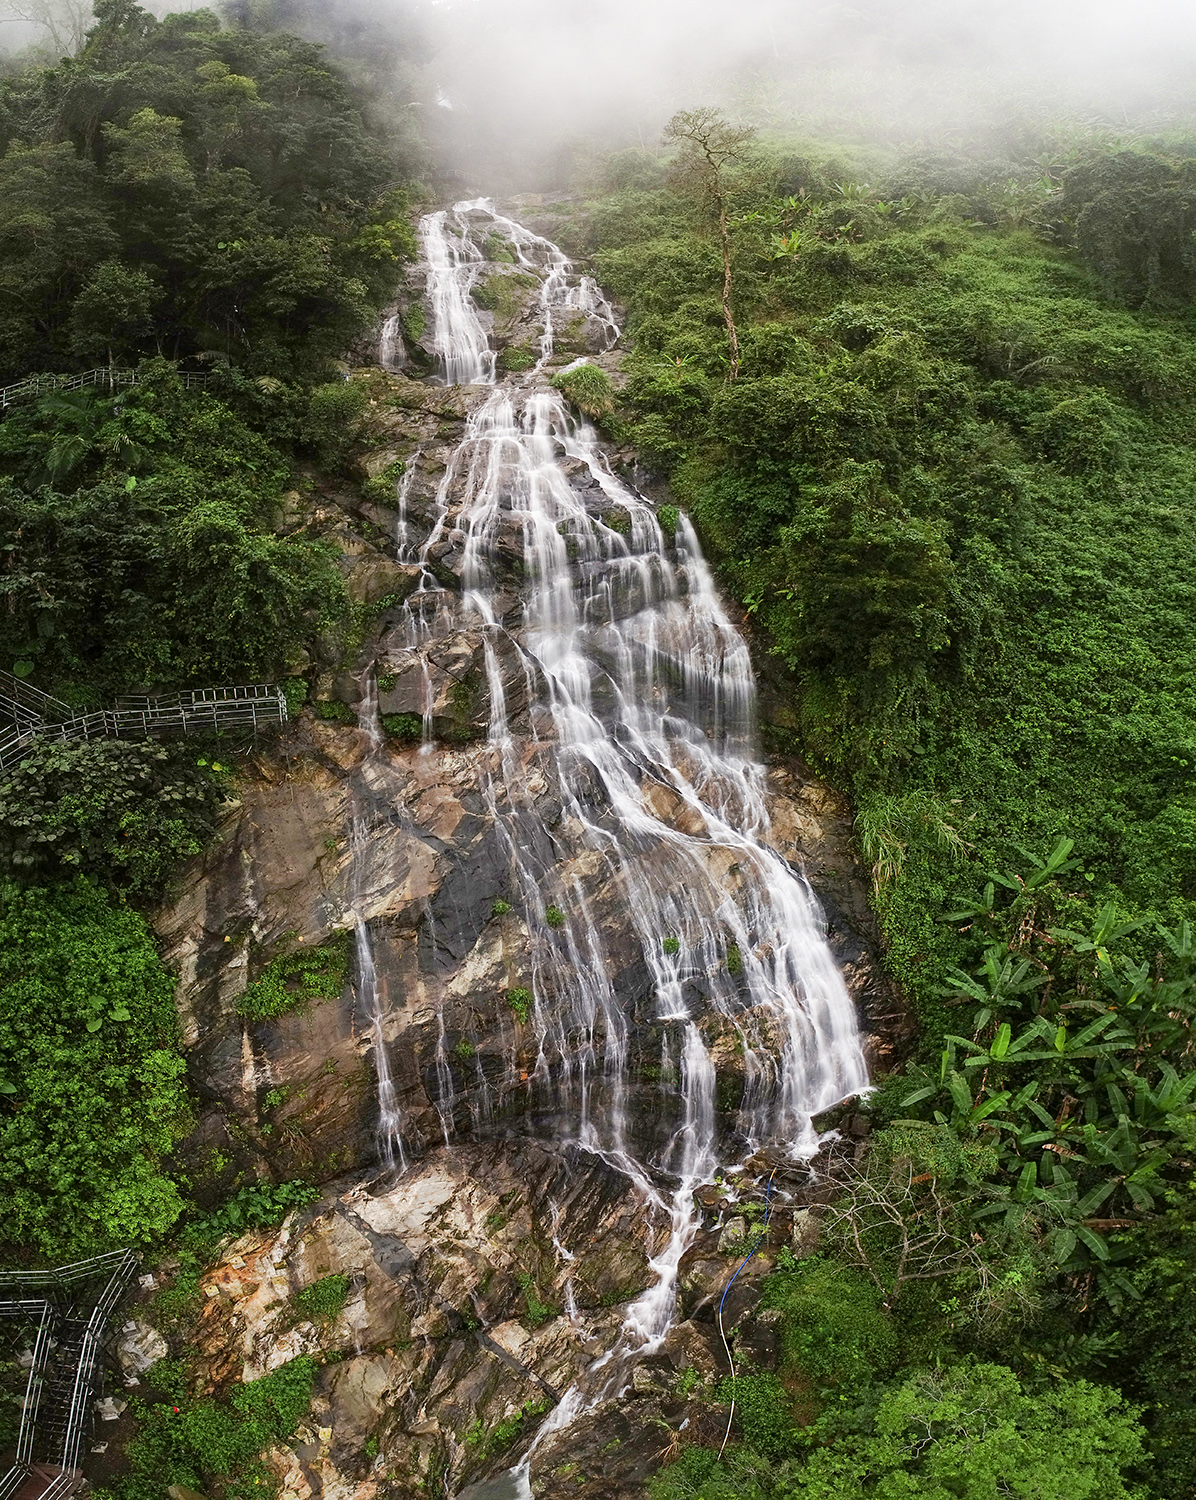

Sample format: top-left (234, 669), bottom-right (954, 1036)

top-left (663, 106), bottom-right (755, 382)
top-left (0, 0), bottom-right (92, 55)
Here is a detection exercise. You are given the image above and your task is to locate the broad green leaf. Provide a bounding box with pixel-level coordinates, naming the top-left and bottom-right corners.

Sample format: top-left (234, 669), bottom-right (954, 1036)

top-left (1075, 1226), bottom-right (1110, 1260)
top-left (1076, 1180), bottom-right (1115, 1217)
top-left (1052, 1229), bottom-right (1077, 1262)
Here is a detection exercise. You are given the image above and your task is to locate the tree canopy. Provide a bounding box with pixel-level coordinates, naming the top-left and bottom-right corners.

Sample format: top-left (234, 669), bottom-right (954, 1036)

top-left (0, 0), bottom-right (417, 379)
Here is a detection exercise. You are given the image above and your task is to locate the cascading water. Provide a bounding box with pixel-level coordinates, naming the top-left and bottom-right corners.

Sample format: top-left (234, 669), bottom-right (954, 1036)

top-left (370, 198), bottom-right (868, 1485)
top-left (378, 314), bottom-right (406, 371)
top-left (349, 804), bottom-right (406, 1172)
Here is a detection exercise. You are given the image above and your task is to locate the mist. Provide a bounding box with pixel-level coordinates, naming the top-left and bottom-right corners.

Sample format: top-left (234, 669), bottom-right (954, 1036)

top-left (402, 0), bottom-right (1196, 191)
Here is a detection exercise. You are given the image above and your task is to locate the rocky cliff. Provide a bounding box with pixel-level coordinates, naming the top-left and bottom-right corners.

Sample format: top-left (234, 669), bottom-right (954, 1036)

top-left (125, 201), bottom-right (895, 1500)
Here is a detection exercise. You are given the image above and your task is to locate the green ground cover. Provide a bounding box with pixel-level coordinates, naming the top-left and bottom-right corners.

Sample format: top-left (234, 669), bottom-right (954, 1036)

top-left (587, 122), bottom-right (1196, 1500)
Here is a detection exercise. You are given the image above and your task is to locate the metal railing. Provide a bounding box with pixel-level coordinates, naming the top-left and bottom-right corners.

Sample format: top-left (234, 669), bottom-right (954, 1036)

top-left (0, 670), bottom-right (72, 722)
top-left (0, 1251), bottom-right (139, 1500)
top-left (0, 367), bottom-right (211, 411)
top-left (0, 677), bottom-right (288, 772)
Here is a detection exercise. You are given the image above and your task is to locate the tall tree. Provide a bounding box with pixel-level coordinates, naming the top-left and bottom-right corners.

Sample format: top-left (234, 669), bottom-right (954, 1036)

top-left (663, 105), bottom-right (755, 380)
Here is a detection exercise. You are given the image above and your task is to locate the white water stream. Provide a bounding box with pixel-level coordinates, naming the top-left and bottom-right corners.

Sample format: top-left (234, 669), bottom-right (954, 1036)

top-left (369, 199), bottom-right (868, 1489)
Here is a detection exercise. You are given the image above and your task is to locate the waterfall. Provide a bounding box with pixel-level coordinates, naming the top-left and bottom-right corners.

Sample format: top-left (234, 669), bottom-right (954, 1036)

top-left (379, 198), bottom-right (868, 1481)
top-left (378, 314), bottom-right (406, 371)
top-left (349, 803), bottom-right (405, 1172)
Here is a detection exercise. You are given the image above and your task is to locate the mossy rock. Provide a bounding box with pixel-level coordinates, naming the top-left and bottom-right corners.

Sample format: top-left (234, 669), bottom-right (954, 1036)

top-left (573, 1240), bottom-right (651, 1309)
top-left (498, 344), bottom-right (537, 374)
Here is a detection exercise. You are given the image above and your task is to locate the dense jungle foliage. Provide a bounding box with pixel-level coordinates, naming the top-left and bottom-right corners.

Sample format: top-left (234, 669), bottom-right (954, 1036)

top-left (582, 124), bottom-right (1196, 1499)
top-left (0, 0), bottom-right (418, 377)
top-left (0, 3), bottom-right (412, 1484)
top-left (0, 0), bottom-right (414, 1286)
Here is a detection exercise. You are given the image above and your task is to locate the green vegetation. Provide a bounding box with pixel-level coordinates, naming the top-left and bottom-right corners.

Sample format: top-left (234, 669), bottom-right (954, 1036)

top-left (663, 1362), bottom-right (1144, 1500)
top-left (472, 270), bottom-right (537, 316)
top-left (382, 710), bottom-right (424, 741)
top-left (0, 1), bottom-right (414, 381)
top-left (663, 935), bottom-right (681, 954)
top-left (0, 878), bottom-right (190, 1258)
top-left (590, 118), bottom-right (1196, 1500)
top-left (498, 342), bottom-right (536, 373)
top-left (0, 366), bottom-right (350, 692)
top-left (516, 1270), bottom-right (557, 1327)
top-left (544, 903), bottom-right (567, 927)
top-left (238, 931), bottom-right (350, 1022)
top-left (551, 362), bottom-right (616, 418)
top-left (466, 1398), bottom-right (553, 1460)
top-left (315, 698), bottom-right (357, 724)
top-left (183, 1179), bottom-right (319, 1253)
top-left (362, 458), bottom-right (406, 504)
top-left (0, 739), bottom-right (218, 896)
top-left (507, 986), bottom-right (533, 1023)
top-left (111, 1354), bottom-right (319, 1500)
top-left (657, 503), bottom-right (680, 535)
top-left (492, 898), bottom-right (513, 916)
top-left (292, 1273), bottom-right (350, 1323)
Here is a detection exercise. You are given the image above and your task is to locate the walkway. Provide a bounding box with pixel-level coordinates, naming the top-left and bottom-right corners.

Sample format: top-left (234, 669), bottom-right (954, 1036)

top-left (0, 671), bottom-right (288, 772)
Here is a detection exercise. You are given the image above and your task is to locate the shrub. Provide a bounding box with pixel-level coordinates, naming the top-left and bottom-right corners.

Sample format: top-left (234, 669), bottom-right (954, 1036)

top-left (762, 1255), bottom-right (898, 1389)
top-left (716, 1372), bottom-right (800, 1460)
top-left (507, 986), bottom-right (533, 1024)
top-left (492, 898), bottom-right (512, 916)
top-left (551, 363), bottom-right (616, 419)
top-left (304, 380), bottom-right (368, 463)
top-left (361, 458), bottom-right (405, 504)
top-left (663, 935), bottom-right (681, 955)
top-left (182, 1179), bottom-right (319, 1254)
top-left (114, 1355), bottom-right (318, 1499)
top-left (0, 879), bottom-right (190, 1258)
top-left (238, 933), bottom-right (349, 1021)
top-left (783, 1361), bottom-right (1146, 1500)
top-left (313, 698), bottom-right (356, 724)
top-left (382, 711), bottom-right (423, 741)
top-left (292, 1273), bottom-right (349, 1323)
top-left (544, 903), bottom-right (566, 928)
top-left (0, 739), bottom-right (218, 897)
top-left (498, 343), bottom-right (536, 373)
top-left (657, 503), bottom-right (680, 535)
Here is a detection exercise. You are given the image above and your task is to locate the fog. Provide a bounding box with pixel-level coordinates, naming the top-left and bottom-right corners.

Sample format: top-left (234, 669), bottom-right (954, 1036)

top-left (4, 0), bottom-right (1195, 189)
top-left (406, 0), bottom-right (1196, 190)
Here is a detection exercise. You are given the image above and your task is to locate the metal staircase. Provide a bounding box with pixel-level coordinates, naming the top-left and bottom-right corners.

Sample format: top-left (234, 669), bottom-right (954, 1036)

top-left (0, 1251), bottom-right (139, 1499)
top-left (0, 671), bottom-right (288, 772)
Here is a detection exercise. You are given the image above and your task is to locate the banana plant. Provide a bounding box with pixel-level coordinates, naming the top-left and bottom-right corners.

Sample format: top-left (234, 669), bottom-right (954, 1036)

top-left (938, 946), bottom-right (1048, 1029)
top-left (946, 836), bottom-right (1080, 924)
top-left (1050, 902), bottom-right (1147, 963)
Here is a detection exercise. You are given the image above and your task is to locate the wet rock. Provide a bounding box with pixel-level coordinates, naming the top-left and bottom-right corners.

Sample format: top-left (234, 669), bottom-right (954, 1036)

top-left (140, 1142), bottom-right (665, 1497)
top-left (716, 1217), bottom-right (747, 1255)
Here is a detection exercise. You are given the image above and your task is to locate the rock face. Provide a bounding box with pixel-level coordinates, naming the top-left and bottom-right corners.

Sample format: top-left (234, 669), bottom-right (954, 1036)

top-left (156, 710), bottom-right (890, 1197)
top-left (139, 199), bottom-right (894, 1500)
top-left (119, 1143), bottom-right (841, 1500)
